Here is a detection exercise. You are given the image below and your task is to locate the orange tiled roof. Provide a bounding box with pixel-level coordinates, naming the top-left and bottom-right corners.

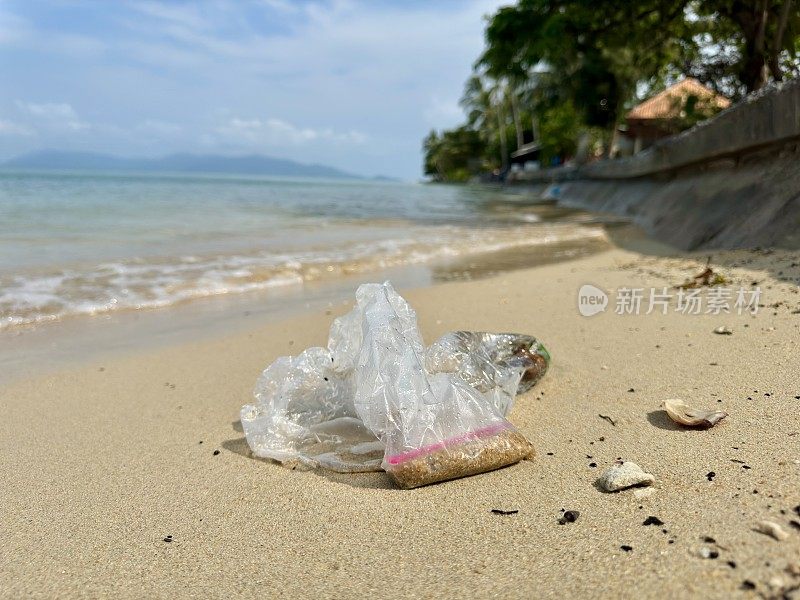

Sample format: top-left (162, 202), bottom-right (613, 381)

top-left (627, 78), bottom-right (730, 121)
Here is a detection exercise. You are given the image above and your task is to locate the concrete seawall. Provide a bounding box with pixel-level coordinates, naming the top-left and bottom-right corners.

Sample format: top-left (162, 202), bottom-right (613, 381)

top-left (512, 79), bottom-right (800, 250)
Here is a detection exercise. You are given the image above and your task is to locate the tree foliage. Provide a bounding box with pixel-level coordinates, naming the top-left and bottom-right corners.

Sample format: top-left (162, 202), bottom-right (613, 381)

top-left (422, 0), bottom-right (800, 180)
top-left (480, 1), bottom-right (691, 132)
top-left (682, 0), bottom-right (800, 97)
top-left (423, 127), bottom-right (486, 182)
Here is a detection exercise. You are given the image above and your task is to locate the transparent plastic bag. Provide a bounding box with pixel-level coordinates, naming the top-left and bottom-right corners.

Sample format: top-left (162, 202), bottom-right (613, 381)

top-left (239, 347), bottom-right (384, 472)
top-left (426, 331), bottom-right (550, 414)
top-left (240, 282), bottom-right (550, 487)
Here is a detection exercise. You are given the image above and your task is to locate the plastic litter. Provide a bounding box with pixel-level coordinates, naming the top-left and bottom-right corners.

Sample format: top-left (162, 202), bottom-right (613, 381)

top-left (240, 281), bottom-right (549, 487)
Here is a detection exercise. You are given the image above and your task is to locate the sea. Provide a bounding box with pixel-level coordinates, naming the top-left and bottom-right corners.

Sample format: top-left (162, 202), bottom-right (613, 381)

top-left (0, 169), bottom-right (627, 381)
top-left (0, 169), bottom-right (613, 331)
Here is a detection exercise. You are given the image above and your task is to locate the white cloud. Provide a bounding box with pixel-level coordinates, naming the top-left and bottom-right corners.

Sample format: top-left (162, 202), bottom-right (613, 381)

top-left (18, 101), bottom-right (77, 119)
top-left (0, 8), bottom-right (104, 56)
top-left (258, 0), bottom-right (301, 14)
top-left (0, 0), bottom-right (507, 177)
top-left (15, 101), bottom-right (90, 131)
top-left (129, 1), bottom-right (210, 31)
top-left (0, 119), bottom-right (33, 136)
top-left (215, 116), bottom-right (367, 146)
top-left (0, 7), bottom-right (29, 45)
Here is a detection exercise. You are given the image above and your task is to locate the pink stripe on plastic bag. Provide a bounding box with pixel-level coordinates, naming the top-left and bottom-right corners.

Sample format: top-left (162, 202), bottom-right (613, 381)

top-left (385, 422), bottom-right (511, 465)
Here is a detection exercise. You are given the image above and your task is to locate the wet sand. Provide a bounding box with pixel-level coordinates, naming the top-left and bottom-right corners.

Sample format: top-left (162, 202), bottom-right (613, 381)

top-left (0, 230), bottom-right (613, 387)
top-left (1, 247), bottom-right (799, 598)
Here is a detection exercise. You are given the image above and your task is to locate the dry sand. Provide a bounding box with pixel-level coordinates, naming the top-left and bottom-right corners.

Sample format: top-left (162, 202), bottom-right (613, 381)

top-left (2, 247), bottom-right (799, 599)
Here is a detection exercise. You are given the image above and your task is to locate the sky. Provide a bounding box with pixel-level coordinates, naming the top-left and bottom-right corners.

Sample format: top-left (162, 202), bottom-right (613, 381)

top-left (0, 0), bottom-right (507, 179)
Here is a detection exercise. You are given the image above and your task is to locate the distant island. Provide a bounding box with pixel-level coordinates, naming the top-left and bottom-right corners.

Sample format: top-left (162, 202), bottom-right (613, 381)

top-left (1, 150), bottom-right (379, 180)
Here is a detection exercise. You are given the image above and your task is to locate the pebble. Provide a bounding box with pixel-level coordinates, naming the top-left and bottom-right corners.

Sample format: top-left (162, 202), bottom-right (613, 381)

top-left (768, 577), bottom-right (786, 593)
top-left (598, 461), bottom-right (655, 492)
top-left (642, 516), bottom-right (664, 526)
top-left (713, 326), bottom-right (733, 335)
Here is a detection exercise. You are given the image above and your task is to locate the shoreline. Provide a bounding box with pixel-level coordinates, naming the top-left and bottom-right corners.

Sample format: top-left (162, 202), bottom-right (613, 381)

top-left (1, 169), bottom-right (613, 336)
top-left (3, 246), bottom-right (799, 598)
top-left (0, 229), bottom-right (614, 386)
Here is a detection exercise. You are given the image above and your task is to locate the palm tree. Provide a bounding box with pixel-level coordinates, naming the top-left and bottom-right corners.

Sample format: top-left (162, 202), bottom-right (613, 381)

top-left (506, 77), bottom-right (525, 149)
top-left (461, 74), bottom-right (510, 170)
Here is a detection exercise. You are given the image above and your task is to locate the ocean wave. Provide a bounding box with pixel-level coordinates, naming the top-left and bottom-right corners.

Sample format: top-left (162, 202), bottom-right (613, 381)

top-left (0, 223), bottom-right (606, 329)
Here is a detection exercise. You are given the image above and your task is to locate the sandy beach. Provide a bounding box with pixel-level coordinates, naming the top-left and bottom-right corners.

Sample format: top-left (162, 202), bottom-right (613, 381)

top-left (2, 246), bottom-right (799, 599)
top-left (4, 1), bottom-right (800, 598)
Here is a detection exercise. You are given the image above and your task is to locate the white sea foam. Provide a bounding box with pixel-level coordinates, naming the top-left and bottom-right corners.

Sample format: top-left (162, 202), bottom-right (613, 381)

top-left (0, 222), bottom-right (606, 329)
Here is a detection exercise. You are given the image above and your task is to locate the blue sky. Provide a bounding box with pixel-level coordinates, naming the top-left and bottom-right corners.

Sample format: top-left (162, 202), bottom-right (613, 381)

top-left (0, 0), bottom-right (506, 179)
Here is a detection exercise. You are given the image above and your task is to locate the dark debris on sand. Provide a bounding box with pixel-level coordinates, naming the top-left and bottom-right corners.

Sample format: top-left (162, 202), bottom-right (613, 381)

top-left (558, 510), bottom-right (580, 525)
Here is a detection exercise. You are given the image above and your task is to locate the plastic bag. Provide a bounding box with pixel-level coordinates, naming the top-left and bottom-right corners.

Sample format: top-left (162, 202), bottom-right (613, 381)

top-left (425, 331), bottom-right (550, 413)
top-left (240, 282), bottom-right (550, 487)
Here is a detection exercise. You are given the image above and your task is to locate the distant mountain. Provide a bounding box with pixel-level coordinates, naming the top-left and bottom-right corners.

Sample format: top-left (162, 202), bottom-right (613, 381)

top-left (1, 150), bottom-right (363, 179)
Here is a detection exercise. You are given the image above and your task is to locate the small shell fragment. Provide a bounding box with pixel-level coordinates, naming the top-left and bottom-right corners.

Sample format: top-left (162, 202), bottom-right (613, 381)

top-left (598, 461), bottom-right (655, 492)
top-left (697, 546), bottom-right (720, 559)
top-left (663, 399), bottom-right (728, 428)
top-left (768, 577), bottom-right (787, 593)
top-left (754, 521), bottom-right (789, 541)
top-left (713, 326), bottom-right (733, 335)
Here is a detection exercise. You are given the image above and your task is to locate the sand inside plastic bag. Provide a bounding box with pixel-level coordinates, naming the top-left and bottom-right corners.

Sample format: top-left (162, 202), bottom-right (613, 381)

top-left (385, 425), bottom-right (535, 489)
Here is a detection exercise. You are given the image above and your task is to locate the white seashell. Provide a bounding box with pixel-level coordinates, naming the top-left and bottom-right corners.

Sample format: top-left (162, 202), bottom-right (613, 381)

top-left (598, 461), bottom-right (655, 492)
top-left (713, 325), bottom-right (733, 335)
top-left (663, 399), bottom-right (728, 428)
top-left (754, 520), bottom-right (789, 541)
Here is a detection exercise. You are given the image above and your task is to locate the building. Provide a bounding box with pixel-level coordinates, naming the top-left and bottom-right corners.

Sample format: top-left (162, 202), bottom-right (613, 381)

top-left (624, 78), bottom-right (731, 153)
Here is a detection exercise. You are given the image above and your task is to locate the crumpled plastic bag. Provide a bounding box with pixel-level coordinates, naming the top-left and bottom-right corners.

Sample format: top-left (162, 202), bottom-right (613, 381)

top-left (240, 282), bottom-right (550, 487)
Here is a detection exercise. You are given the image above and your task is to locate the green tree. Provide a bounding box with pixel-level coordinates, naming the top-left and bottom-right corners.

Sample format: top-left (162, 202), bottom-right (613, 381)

top-left (535, 101), bottom-right (583, 165)
top-left (479, 0), bottom-right (691, 150)
top-left (684, 0), bottom-right (800, 95)
top-left (422, 127), bottom-right (486, 182)
top-left (421, 0), bottom-right (800, 181)
top-left (461, 75), bottom-right (512, 170)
